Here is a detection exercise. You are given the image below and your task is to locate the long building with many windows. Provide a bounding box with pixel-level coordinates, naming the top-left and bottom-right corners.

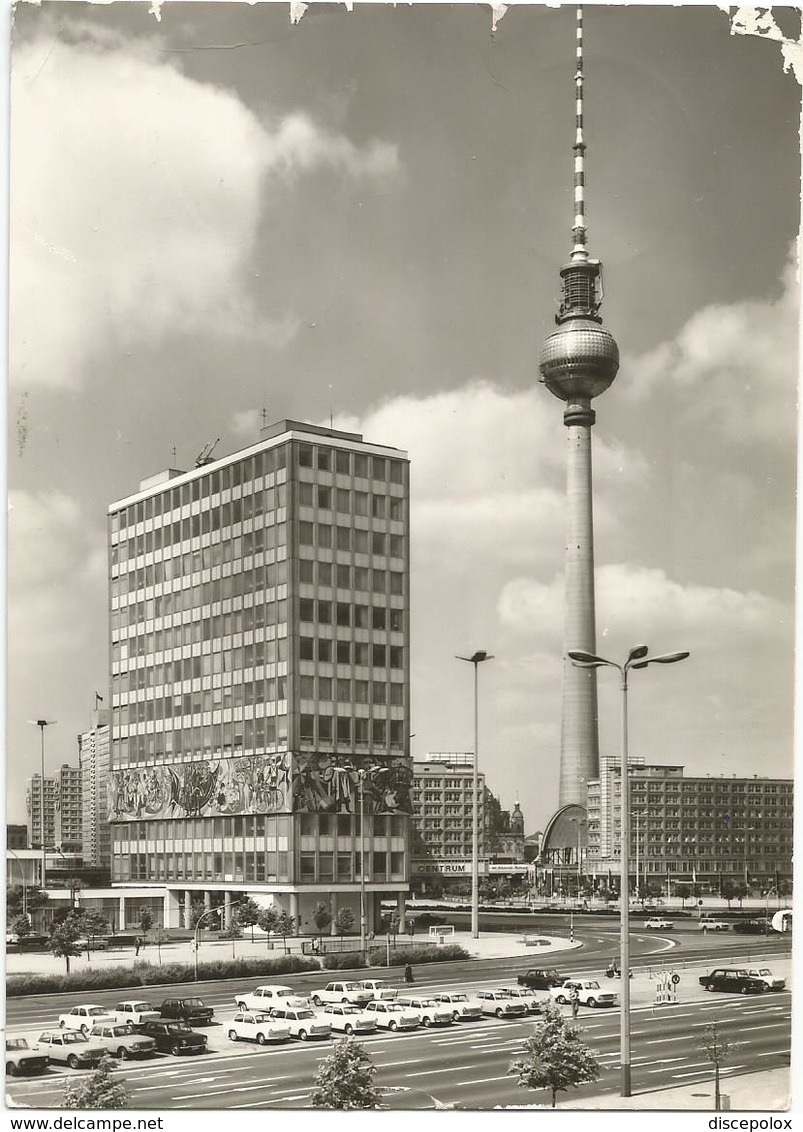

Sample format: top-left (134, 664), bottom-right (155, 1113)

top-left (107, 420), bottom-right (412, 932)
top-left (78, 710), bottom-right (111, 870)
top-left (26, 765), bottom-right (82, 855)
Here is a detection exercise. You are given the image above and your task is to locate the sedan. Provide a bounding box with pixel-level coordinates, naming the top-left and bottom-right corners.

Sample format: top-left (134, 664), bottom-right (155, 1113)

top-left (318, 1004), bottom-right (377, 1035)
top-left (138, 1020), bottom-right (208, 1055)
top-left (476, 990), bottom-right (528, 1019)
top-left (268, 1007), bottom-right (331, 1041)
top-left (550, 980), bottom-right (617, 1008)
top-left (431, 992), bottom-right (483, 1021)
top-left (358, 979), bottom-right (399, 1001)
top-left (33, 1031), bottom-right (107, 1069)
top-left (643, 918), bottom-right (674, 930)
top-left (397, 997), bottom-right (453, 1027)
top-left (494, 986), bottom-right (542, 1014)
top-left (311, 982), bottom-right (374, 1007)
top-left (58, 1004), bottom-right (116, 1033)
top-left (699, 969), bottom-right (767, 995)
top-left (227, 1011), bottom-right (292, 1045)
top-left (113, 1000), bottom-right (161, 1027)
top-left (89, 1024), bottom-right (156, 1060)
top-left (363, 1001), bottom-right (420, 1031)
top-left (6, 1038), bottom-right (48, 1077)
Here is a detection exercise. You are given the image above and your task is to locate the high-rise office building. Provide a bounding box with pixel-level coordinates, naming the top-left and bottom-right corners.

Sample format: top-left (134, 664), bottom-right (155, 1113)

top-left (107, 419), bottom-right (412, 931)
top-left (79, 709), bottom-right (111, 869)
top-left (26, 765), bottom-right (82, 854)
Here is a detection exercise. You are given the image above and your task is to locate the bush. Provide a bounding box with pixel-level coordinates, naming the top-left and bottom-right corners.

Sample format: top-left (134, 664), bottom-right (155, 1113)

top-left (7, 954), bottom-right (320, 997)
top-left (322, 951), bottom-right (367, 970)
top-left (366, 943), bottom-right (470, 967)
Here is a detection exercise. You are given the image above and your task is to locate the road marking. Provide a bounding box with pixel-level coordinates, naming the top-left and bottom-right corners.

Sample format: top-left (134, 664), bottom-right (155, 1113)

top-left (405, 1064), bottom-right (475, 1078)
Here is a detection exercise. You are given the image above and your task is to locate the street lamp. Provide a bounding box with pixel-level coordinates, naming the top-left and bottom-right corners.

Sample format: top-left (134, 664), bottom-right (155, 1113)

top-left (569, 816), bottom-right (587, 901)
top-left (332, 764), bottom-right (377, 955)
top-left (193, 900), bottom-right (245, 980)
top-left (569, 644), bottom-right (689, 1098)
top-left (8, 850), bottom-right (28, 919)
top-left (28, 720), bottom-right (56, 889)
top-left (456, 650), bottom-right (494, 939)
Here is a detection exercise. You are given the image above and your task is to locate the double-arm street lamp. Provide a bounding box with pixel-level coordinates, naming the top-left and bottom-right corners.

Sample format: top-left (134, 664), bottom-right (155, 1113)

top-left (568, 644), bottom-right (689, 1098)
top-left (456, 651), bottom-right (494, 939)
top-left (194, 899), bottom-right (245, 980)
top-left (28, 719), bottom-right (57, 889)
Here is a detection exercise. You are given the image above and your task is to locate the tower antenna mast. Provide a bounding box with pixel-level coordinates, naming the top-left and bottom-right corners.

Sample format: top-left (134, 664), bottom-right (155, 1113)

top-left (572, 5), bottom-right (588, 263)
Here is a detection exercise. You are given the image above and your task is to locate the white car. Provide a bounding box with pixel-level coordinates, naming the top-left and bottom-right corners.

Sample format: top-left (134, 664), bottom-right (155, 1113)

top-left (698, 918), bottom-right (729, 931)
top-left (311, 981), bottom-right (374, 1007)
top-left (494, 986), bottom-right (542, 1014)
top-left (745, 967), bottom-right (786, 991)
top-left (643, 918), bottom-right (674, 930)
top-left (550, 980), bottom-right (617, 1008)
top-left (476, 990), bottom-right (528, 1019)
top-left (235, 984), bottom-right (309, 1011)
top-left (268, 1006), bottom-right (331, 1041)
top-left (58, 1004), bottom-right (116, 1033)
top-left (227, 1011), bottom-right (292, 1044)
top-left (432, 992), bottom-right (483, 1021)
top-left (363, 1001), bottom-right (421, 1031)
top-left (358, 979), bottom-right (399, 1001)
top-left (397, 996), bottom-right (453, 1026)
top-left (319, 1004), bottom-right (377, 1035)
top-left (88, 1023), bottom-right (157, 1060)
top-left (33, 1030), bottom-right (107, 1069)
top-left (113, 1000), bottom-right (161, 1027)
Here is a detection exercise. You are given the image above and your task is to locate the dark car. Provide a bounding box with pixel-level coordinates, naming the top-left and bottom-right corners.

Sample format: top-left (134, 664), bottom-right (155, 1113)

top-left (698, 968), bottom-right (767, 995)
top-left (159, 997), bottom-right (214, 1025)
top-left (517, 968), bottom-right (569, 990)
top-left (139, 1020), bottom-right (208, 1055)
top-left (6, 1038), bottom-right (49, 1076)
top-left (732, 919), bottom-right (775, 935)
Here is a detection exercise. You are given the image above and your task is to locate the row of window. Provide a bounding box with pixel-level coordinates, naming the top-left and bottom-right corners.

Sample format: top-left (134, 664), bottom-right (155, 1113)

top-left (113, 719), bottom-right (290, 765)
top-left (299, 850), bottom-right (405, 884)
top-left (114, 596), bottom-right (289, 641)
top-left (114, 668), bottom-right (402, 706)
top-left (111, 543), bottom-right (287, 598)
top-left (297, 522), bottom-right (403, 558)
top-left (299, 715), bottom-right (406, 747)
top-left (297, 445), bottom-right (405, 484)
top-left (113, 852), bottom-right (291, 884)
top-left (299, 599), bottom-right (403, 632)
top-left (300, 676), bottom-right (404, 704)
top-left (297, 814), bottom-right (406, 837)
top-left (113, 622), bottom-right (289, 664)
top-left (114, 493), bottom-right (288, 559)
top-left (298, 483), bottom-right (404, 520)
top-left (299, 638), bottom-right (404, 668)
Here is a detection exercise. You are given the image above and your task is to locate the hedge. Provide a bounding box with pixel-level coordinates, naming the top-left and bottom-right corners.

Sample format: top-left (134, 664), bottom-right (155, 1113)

top-left (322, 951), bottom-right (368, 971)
top-left (7, 954), bottom-right (320, 998)
top-left (367, 943), bottom-right (470, 967)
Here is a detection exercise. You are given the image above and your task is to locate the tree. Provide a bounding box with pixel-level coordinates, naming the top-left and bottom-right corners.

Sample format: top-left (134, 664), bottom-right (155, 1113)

top-left (6, 885), bottom-right (48, 923)
top-left (733, 882), bottom-right (749, 908)
top-left (508, 999), bottom-right (600, 1108)
top-left (9, 914), bottom-right (31, 944)
top-left (63, 1055), bottom-right (127, 1109)
top-left (237, 897), bottom-right (262, 943)
top-left (311, 1037), bottom-right (380, 1109)
top-left (137, 908), bottom-right (154, 942)
top-left (48, 910), bottom-right (85, 974)
top-left (334, 907), bottom-right (355, 936)
top-left (312, 901), bottom-right (332, 942)
top-left (674, 883), bottom-right (692, 910)
top-left (151, 927), bottom-right (169, 964)
top-left (720, 881), bottom-right (737, 908)
top-left (276, 910), bottom-right (295, 954)
top-left (257, 904), bottom-right (279, 949)
top-left (189, 899), bottom-right (206, 930)
top-left (80, 910), bottom-right (110, 960)
top-left (697, 1021), bottom-right (738, 1111)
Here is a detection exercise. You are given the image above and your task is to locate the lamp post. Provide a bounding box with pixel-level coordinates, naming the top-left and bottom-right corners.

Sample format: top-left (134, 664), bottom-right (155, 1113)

top-left (193, 900), bottom-right (244, 980)
top-left (569, 644), bottom-right (689, 1098)
top-left (456, 650), bottom-right (494, 939)
top-left (8, 850), bottom-right (28, 919)
top-left (358, 768), bottom-right (368, 954)
top-left (28, 720), bottom-right (56, 889)
top-left (569, 815), bottom-right (587, 901)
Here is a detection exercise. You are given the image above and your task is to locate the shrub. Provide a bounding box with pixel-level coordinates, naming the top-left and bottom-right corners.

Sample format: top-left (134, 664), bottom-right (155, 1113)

top-left (366, 943), bottom-right (469, 967)
top-left (322, 951), bottom-right (367, 970)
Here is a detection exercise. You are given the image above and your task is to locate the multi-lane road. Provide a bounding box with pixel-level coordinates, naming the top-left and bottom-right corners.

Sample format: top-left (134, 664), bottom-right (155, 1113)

top-left (6, 922), bottom-right (792, 1110)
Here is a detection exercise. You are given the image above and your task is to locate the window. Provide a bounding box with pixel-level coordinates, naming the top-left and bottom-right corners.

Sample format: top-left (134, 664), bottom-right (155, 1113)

top-left (299, 560), bottom-right (314, 584)
top-left (337, 602), bottom-right (351, 627)
top-left (318, 561), bottom-right (332, 586)
top-left (372, 682), bottom-right (386, 705)
top-left (354, 492), bottom-right (369, 517)
top-left (389, 646), bottom-right (403, 668)
top-left (300, 638), bottom-right (315, 661)
top-left (354, 567), bottom-right (369, 591)
top-left (318, 677), bottom-right (332, 700)
top-left (318, 639), bottom-right (332, 662)
top-left (337, 640), bottom-right (351, 664)
top-left (318, 714), bottom-right (333, 742)
top-left (298, 483), bottom-right (313, 506)
top-left (336, 489), bottom-right (351, 513)
top-left (355, 680), bottom-right (369, 703)
top-left (318, 523), bottom-right (332, 549)
top-left (354, 642), bottom-right (370, 667)
top-left (317, 449), bottom-right (331, 472)
top-left (372, 495), bottom-right (386, 519)
top-left (317, 485), bottom-right (332, 510)
top-left (300, 598), bottom-right (315, 622)
top-left (298, 445), bottom-right (313, 468)
top-left (372, 607), bottom-right (386, 630)
top-left (300, 675), bottom-right (315, 698)
top-left (372, 644), bottom-right (386, 668)
top-left (317, 600), bottom-right (332, 623)
top-left (354, 454), bottom-right (368, 478)
top-left (336, 450), bottom-right (351, 475)
top-left (337, 678), bottom-right (351, 701)
top-left (337, 527), bottom-right (351, 551)
top-left (372, 458), bottom-right (386, 480)
top-left (389, 535), bottom-right (403, 558)
top-left (372, 532), bottom-right (387, 555)
top-left (390, 684), bottom-right (404, 706)
top-left (389, 608), bottom-right (403, 632)
top-left (300, 715), bottom-right (315, 742)
top-left (390, 461), bottom-right (404, 485)
top-left (299, 522), bottom-right (314, 546)
top-left (354, 530), bottom-right (368, 553)
top-left (337, 717), bottom-right (352, 742)
top-left (336, 565), bottom-right (351, 589)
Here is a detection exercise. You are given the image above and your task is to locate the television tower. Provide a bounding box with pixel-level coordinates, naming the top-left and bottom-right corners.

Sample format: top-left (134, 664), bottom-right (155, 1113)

top-left (539, 6), bottom-right (620, 808)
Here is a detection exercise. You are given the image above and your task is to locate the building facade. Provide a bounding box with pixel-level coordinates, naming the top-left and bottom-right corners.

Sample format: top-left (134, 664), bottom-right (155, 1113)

top-left (26, 765), bottom-right (82, 854)
top-left (410, 754), bottom-right (487, 865)
top-left (108, 420), bottom-right (411, 931)
top-left (7, 824), bottom-right (28, 850)
top-left (585, 757), bottom-right (794, 891)
top-left (79, 710), bottom-right (111, 869)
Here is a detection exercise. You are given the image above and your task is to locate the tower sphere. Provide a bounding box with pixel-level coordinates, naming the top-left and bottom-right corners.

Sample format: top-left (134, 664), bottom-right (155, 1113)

top-left (539, 318), bottom-right (620, 403)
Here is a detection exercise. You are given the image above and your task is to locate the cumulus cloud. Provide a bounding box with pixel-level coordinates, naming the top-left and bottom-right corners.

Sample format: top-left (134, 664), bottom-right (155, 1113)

top-left (10, 28), bottom-right (398, 390)
top-left (622, 247), bottom-right (799, 442)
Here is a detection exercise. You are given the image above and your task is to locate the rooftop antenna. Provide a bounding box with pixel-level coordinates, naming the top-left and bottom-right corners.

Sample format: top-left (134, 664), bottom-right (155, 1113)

top-left (261, 406), bottom-right (268, 429)
top-left (195, 438), bottom-right (220, 467)
top-left (171, 445), bottom-right (177, 465)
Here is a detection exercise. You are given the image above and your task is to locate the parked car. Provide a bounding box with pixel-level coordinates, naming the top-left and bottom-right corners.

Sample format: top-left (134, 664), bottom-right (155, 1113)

top-left (58, 1004), bottom-right (116, 1033)
top-left (89, 1024), bottom-right (156, 1060)
top-left (227, 1011), bottom-right (292, 1044)
top-left (744, 967), bottom-right (786, 991)
top-left (494, 986), bottom-right (542, 1014)
top-left (74, 937), bottom-right (109, 951)
top-left (311, 981), bottom-right (374, 1007)
top-left (431, 992), bottom-right (483, 1021)
top-left (235, 984), bottom-right (309, 1012)
top-left (476, 990), bottom-right (528, 1019)
top-left (698, 968), bottom-right (767, 994)
top-left (698, 918), bottom-right (729, 931)
top-left (160, 997), bottom-right (214, 1025)
top-left (363, 1001), bottom-right (421, 1031)
top-left (397, 996), bottom-right (453, 1027)
top-left (732, 919), bottom-right (775, 935)
top-left (643, 918), bottom-right (674, 930)
top-left (318, 1004), bottom-right (377, 1035)
top-left (113, 1000), bottom-right (161, 1027)
top-left (138, 1020), bottom-right (208, 1055)
top-left (358, 979), bottom-right (399, 1001)
top-left (549, 980), bottom-right (617, 1008)
top-left (6, 1037), bottom-right (48, 1076)
top-left (33, 1030), bottom-right (107, 1069)
top-left (268, 1006), bottom-right (331, 1041)
top-left (517, 968), bottom-right (569, 990)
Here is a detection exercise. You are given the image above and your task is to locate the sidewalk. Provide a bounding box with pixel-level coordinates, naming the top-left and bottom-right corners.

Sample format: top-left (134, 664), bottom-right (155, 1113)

top-left (566, 1068), bottom-right (791, 1112)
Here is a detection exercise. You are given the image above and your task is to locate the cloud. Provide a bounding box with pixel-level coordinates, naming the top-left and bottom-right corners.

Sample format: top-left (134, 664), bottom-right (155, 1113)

top-left (622, 247), bottom-right (799, 442)
top-left (10, 28), bottom-right (398, 390)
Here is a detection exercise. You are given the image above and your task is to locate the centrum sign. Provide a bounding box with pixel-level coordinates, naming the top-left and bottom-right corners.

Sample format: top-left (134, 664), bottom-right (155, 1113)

top-left (413, 860), bottom-right (529, 875)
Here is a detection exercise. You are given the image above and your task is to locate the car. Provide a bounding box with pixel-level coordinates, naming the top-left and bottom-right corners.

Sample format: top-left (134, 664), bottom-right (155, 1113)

top-left (311, 981), bottom-right (374, 1007)
top-left (431, 992), bottom-right (483, 1021)
top-left (517, 968), bottom-right (570, 990)
top-left (138, 1020), bottom-right (208, 1055)
top-left (6, 1038), bottom-right (49, 1076)
top-left (318, 1004), bottom-right (377, 1035)
top-left (397, 996), bottom-right (454, 1026)
top-left (494, 986), bottom-right (542, 1014)
top-left (227, 1011), bottom-right (292, 1044)
top-left (268, 1006), bottom-right (331, 1041)
top-left (643, 918), bottom-right (674, 930)
top-left (113, 1000), bottom-right (162, 1027)
top-left (33, 1030), bottom-right (107, 1069)
top-left (363, 1001), bottom-right (421, 1031)
top-left (698, 968), bottom-right (767, 994)
top-left (745, 967), bottom-right (786, 991)
top-left (475, 990), bottom-right (528, 1019)
top-left (358, 979), bottom-right (399, 1001)
top-left (698, 918), bottom-right (729, 931)
top-left (160, 997), bottom-right (214, 1025)
top-left (732, 919), bottom-right (775, 935)
top-left (73, 937), bottom-right (109, 951)
top-left (235, 984), bottom-right (309, 1011)
top-left (88, 1024), bottom-right (157, 1060)
top-left (549, 980), bottom-right (617, 1008)
top-left (58, 1004), bottom-right (116, 1033)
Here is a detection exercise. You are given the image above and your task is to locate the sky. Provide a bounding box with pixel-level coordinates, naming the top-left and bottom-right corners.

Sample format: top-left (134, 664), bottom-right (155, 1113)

top-left (7, 1), bottom-right (801, 835)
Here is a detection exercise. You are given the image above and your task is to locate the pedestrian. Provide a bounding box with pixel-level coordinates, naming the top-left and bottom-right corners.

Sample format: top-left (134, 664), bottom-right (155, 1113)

top-left (570, 987), bottom-right (580, 1019)
top-left (134, 936), bottom-right (141, 957)
top-left (404, 963), bottom-right (414, 985)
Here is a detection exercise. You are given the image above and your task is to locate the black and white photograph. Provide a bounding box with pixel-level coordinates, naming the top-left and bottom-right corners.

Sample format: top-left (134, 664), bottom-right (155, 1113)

top-left (6, 0), bottom-right (798, 1117)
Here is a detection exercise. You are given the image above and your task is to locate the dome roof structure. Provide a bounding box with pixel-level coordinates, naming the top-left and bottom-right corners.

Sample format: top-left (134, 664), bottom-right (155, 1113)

top-left (540, 318), bottom-right (620, 403)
